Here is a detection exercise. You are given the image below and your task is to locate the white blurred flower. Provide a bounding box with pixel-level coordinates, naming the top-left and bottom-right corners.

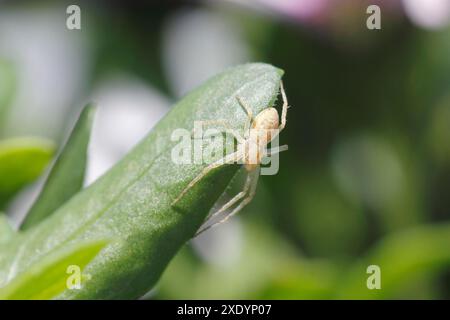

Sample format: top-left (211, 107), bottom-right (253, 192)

top-left (403, 0), bottom-right (450, 29)
top-left (0, 7), bottom-right (89, 139)
top-left (86, 74), bottom-right (170, 185)
top-left (192, 218), bottom-right (244, 267)
top-left (162, 8), bottom-right (250, 98)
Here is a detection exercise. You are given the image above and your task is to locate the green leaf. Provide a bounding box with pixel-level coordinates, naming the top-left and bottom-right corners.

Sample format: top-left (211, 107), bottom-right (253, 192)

top-left (0, 240), bottom-right (108, 300)
top-left (338, 223), bottom-right (450, 299)
top-left (0, 215), bottom-right (15, 245)
top-left (20, 105), bottom-right (95, 231)
top-left (0, 63), bottom-right (284, 299)
top-left (0, 138), bottom-right (54, 208)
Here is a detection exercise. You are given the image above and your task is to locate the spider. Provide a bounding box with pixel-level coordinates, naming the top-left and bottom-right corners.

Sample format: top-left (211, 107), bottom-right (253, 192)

top-left (172, 81), bottom-right (289, 235)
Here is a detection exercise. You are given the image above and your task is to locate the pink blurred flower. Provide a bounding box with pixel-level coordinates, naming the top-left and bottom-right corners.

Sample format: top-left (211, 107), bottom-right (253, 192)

top-left (223, 0), bottom-right (403, 27)
top-left (240, 0), bottom-right (450, 30)
top-left (402, 0), bottom-right (450, 30)
top-left (257, 0), bottom-right (329, 21)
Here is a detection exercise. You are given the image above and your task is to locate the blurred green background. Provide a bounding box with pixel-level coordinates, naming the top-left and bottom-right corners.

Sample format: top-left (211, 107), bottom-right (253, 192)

top-left (0, 0), bottom-right (449, 299)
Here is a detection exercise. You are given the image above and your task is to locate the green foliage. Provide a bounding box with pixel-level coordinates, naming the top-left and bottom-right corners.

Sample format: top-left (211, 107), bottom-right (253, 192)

top-left (0, 240), bottom-right (108, 300)
top-left (158, 224), bottom-right (298, 299)
top-left (0, 63), bottom-right (283, 299)
top-left (0, 138), bottom-right (54, 208)
top-left (0, 215), bottom-right (15, 245)
top-left (338, 223), bottom-right (450, 299)
top-left (20, 105), bottom-right (95, 230)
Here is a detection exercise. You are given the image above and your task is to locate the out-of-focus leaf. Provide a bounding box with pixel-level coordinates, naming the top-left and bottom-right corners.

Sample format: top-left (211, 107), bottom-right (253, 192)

top-left (428, 96), bottom-right (450, 166)
top-left (257, 261), bottom-right (338, 299)
top-left (0, 240), bottom-right (107, 300)
top-left (0, 138), bottom-right (54, 207)
top-left (0, 63), bottom-right (284, 299)
top-left (157, 223), bottom-right (298, 299)
top-left (0, 215), bottom-right (15, 245)
top-left (337, 223), bottom-right (450, 299)
top-left (20, 105), bottom-right (95, 231)
top-left (293, 167), bottom-right (366, 257)
top-left (331, 133), bottom-right (424, 232)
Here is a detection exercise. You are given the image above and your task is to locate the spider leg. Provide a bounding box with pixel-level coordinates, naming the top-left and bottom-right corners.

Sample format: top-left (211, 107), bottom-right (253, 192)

top-left (236, 96), bottom-right (254, 139)
top-left (278, 81), bottom-right (288, 132)
top-left (195, 166), bottom-right (260, 236)
top-left (236, 96), bottom-right (254, 121)
top-left (266, 144), bottom-right (289, 157)
top-left (191, 119), bottom-right (244, 144)
top-left (204, 168), bottom-right (253, 221)
top-left (171, 150), bottom-right (243, 206)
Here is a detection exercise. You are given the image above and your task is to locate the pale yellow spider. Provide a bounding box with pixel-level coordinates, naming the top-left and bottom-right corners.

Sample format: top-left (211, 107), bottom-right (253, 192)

top-left (172, 81), bottom-right (289, 235)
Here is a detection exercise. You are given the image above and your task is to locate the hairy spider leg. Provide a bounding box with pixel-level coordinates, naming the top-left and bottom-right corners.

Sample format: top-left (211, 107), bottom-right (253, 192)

top-left (195, 166), bottom-right (260, 236)
top-left (236, 96), bottom-right (254, 139)
top-left (173, 97), bottom-right (257, 206)
top-left (190, 119), bottom-right (245, 144)
top-left (279, 81), bottom-right (288, 132)
top-left (265, 145), bottom-right (289, 157)
top-left (196, 145), bottom-right (288, 235)
top-left (202, 167), bottom-right (254, 221)
top-left (171, 149), bottom-right (244, 205)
